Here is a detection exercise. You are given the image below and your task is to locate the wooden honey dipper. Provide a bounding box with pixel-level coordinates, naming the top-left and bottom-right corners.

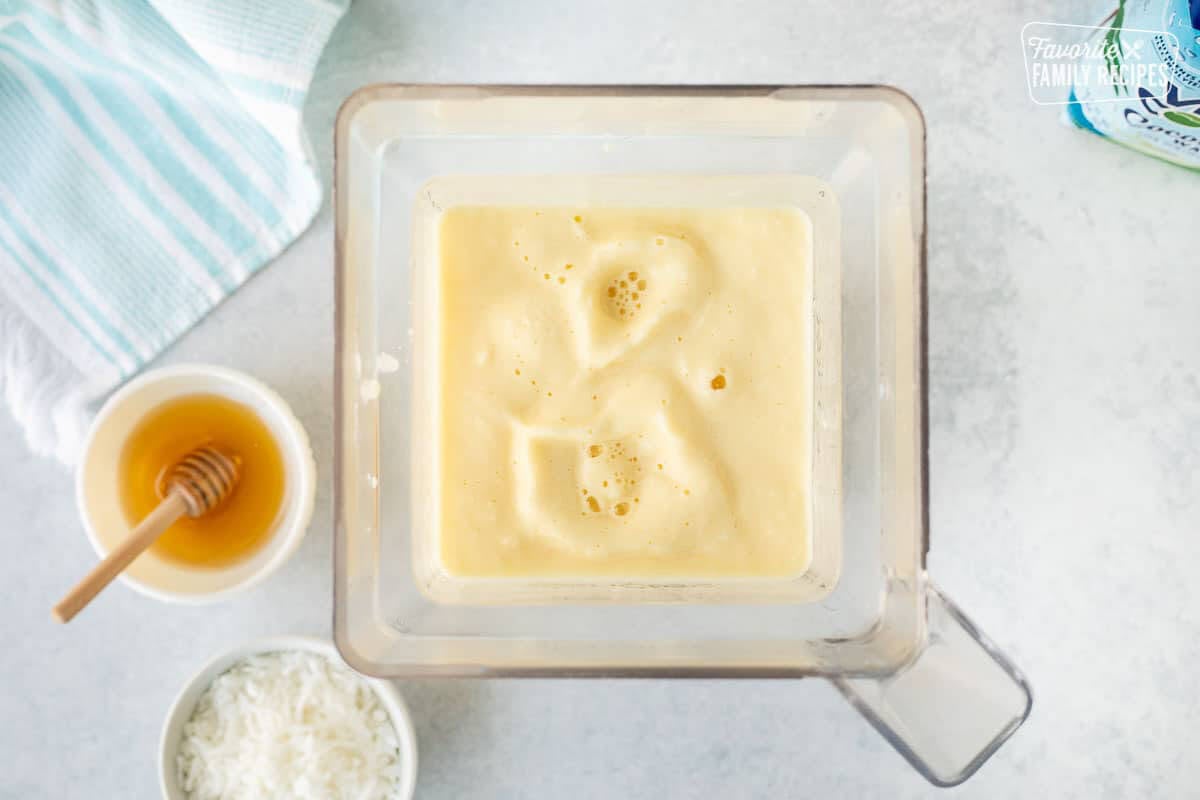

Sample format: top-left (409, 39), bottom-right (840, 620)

top-left (53, 446), bottom-right (241, 623)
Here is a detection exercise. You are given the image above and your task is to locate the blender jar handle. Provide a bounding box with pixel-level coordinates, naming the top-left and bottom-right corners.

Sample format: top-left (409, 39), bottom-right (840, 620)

top-left (831, 582), bottom-right (1032, 786)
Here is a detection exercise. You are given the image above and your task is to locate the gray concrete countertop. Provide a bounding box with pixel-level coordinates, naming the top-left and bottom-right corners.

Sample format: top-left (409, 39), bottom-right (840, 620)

top-left (4, 1), bottom-right (1197, 797)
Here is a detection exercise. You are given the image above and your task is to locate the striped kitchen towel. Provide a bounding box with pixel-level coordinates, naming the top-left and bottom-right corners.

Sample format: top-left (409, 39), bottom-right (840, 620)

top-left (0, 0), bottom-right (347, 463)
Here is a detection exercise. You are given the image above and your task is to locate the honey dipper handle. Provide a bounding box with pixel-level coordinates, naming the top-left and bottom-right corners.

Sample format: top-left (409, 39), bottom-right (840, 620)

top-left (52, 491), bottom-right (189, 623)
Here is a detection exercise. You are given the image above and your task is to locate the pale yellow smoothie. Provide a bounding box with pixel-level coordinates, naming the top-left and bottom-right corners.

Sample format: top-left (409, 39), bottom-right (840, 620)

top-left (437, 205), bottom-right (812, 579)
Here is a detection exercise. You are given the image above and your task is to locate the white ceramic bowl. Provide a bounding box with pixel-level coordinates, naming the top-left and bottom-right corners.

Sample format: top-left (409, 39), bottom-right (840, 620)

top-left (76, 364), bottom-right (316, 603)
top-left (159, 636), bottom-right (419, 800)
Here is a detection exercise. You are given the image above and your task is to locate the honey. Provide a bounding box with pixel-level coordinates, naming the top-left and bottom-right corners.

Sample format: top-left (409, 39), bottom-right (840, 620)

top-left (117, 394), bottom-right (286, 568)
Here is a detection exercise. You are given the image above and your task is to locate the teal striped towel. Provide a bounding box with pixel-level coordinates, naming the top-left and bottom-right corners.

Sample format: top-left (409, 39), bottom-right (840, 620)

top-left (0, 0), bottom-right (347, 462)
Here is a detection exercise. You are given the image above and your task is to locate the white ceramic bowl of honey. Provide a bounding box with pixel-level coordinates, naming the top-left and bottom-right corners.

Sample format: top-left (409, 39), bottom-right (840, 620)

top-left (76, 364), bottom-right (316, 603)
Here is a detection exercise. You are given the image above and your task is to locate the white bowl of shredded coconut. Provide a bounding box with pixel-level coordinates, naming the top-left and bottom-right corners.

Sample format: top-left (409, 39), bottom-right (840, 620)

top-left (159, 636), bottom-right (417, 800)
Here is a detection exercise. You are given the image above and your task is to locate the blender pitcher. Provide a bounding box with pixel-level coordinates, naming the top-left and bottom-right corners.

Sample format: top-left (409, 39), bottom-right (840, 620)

top-left (334, 85), bottom-right (1032, 787)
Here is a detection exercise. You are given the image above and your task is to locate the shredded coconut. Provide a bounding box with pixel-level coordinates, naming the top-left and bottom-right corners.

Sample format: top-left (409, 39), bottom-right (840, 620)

top-left (177, 651), bottom-right (402, 800)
